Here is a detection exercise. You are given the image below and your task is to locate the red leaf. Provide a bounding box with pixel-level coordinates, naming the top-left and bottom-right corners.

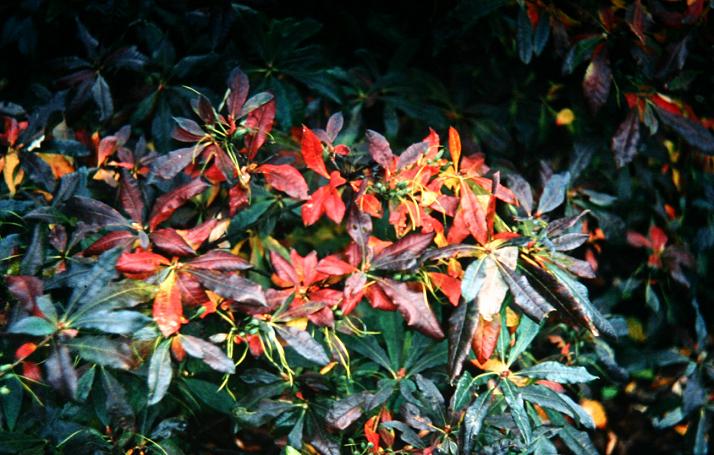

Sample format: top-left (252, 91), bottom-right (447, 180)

top-left (84, 230), bottom-right (136, 255)
top-left (229, 184), bottom-right (250, 216)
top-left (148, 179), bottom-right (208, 230)
top-left (365, 130), bottom-right (395, 170)
top-left (649, 226), bottom-right (668, 251)
top-left (365, 282), bottom-right (398, 311)
top-left (179, 218), bottom-right (219, 251)
top-left (227, 67), bottom-right (249, 118)
top-left (186, 250), bottom-right (252, 271)
top-left (301, 126), bottom-right (329, 178)
top-left (472, 315), bottom-right (501, 364)
top-left (342, 272), bottom-right (367, 315)
top-left (150, 229), bottom-right (196, 257)
top-left (270, 250), bottom-right (301, 288)
top-left (116, 251), bottom-right (169, 278)
top-left (256, 163), bottom-right (309, 200)
top-left (301, 172), bottom-right (346, 226)
top-left (154, 272), bottom-right (183, 337)
top-left (627, 231), bottom-right (651, 249)
top-left (429, 272), bottom-right (461, 306)
top-left (15, 342), bottom-right (37, 360)
top-left (316, 255), bottom-right (357, 275)
top-left (379, 279), bottom-right (445, 339)
top-left (244, 99), bottom-right (276, 159)
top-left (611, 110), bottom-right (640, 168)
top-left (172, 117), bottom-right (205, 142)
top-left (582, 45), bottom-right (611, 113)
top-left (175, 271), bottom-right (210, 308)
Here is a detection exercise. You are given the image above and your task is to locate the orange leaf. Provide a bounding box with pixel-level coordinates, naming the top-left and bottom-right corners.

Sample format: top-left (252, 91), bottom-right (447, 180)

top-left (448, 127), bottom-right (461, 169)
top-left (154, 272), bottom-right (184, 337)
top-left (38, 153), bottom-right (75, 178)
top-left (580, 398), bottom-right (607, 429)
top-left (472, 315), bottom-right (501, 364)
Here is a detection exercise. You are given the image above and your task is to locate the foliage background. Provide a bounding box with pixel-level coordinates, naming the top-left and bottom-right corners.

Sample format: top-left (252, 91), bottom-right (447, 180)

top-left (1, 0), bottom-right (713, 454)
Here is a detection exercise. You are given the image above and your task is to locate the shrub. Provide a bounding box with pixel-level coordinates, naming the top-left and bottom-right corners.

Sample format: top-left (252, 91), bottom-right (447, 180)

top-left (1, 1), bottom-right (712, 454)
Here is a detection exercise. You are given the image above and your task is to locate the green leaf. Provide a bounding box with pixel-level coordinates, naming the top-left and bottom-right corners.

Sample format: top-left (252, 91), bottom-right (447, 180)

top-left (348, 335), bottom-right (395, 375)
top-left (461, 257), bottom-right (487, 302)
top-left (66, 336), bottom-right (134, 370)
top-left (0, 376), bottom-right (23, 431)
top-left (66, 248), bottom-right (122, 314)
top-left (462, 389), bottom-right (493, 454)
top-left (559, 424), bottom-right (598, 455)
top-left (520, 384), bottom-right (594, 429)
top-left (518, 361), bottom-right (598, 383)
top-left (7, 316), bottom-right (55, 336)
top-left (74, 310), bottom-right (150, 335)
top-left (182, 378), bottom-right (234, 414)
top-left (516, 7), bottom-right (533, 64)
top-left (147, 341), bottom-right (173, 405)
top-left (34, 295), bottom-right (57, 321)
top-left (507, 315), bottom-right (540, 366)
top-left (76, 366), bottom-right (96, 402)
top-left (101, 369), bottom-right (134, 430)
top-left (229, 199), bottom-right (274, 235)
top-left (501, 379), bottom-right (532, 444)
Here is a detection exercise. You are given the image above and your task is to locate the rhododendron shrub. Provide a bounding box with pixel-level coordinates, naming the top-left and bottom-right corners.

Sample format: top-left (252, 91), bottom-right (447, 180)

top-left (0, 68), bottom-right (613, 453)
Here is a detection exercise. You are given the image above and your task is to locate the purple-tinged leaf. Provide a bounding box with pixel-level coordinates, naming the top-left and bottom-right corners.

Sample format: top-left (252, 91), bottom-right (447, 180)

top-left (181, 335), bottom-right (235, 374)
top-left (189, 269), bottom-right (266, 307)
top-left (371, 232), bottom-right (435, 271)
top-left (611, 110), bottom-right (640, 167)
top-left (227, 67), bottom-right (249, 118)
top-left (365, 130), bottom-right (395, 170)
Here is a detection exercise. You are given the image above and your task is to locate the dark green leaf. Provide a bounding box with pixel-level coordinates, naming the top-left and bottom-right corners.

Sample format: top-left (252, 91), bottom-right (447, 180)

top-left (462, 389), bottom-right (493, 453)
top-left (501, 379), bottom-right (532, 444)
top-left (67, 336), bottom-right (134, 370)
top-left (559, 424), bottom-right (598, 455)
top-left (147, 341), bottom-right (173, 405)
top-left (516, 7), bottom-right (533, 64)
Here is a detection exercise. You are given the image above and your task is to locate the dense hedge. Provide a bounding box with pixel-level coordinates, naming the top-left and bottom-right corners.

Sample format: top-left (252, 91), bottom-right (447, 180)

top-left (1, 1), bottom-right (712, 454)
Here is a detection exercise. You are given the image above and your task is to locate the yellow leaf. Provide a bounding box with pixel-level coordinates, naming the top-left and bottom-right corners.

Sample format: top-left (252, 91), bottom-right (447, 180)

top-left (286, 317), bottom-right (308, 331)
top-left (320, 361), bottom-right (338, 375)
top-left (506, 307), bottom-right (520, 328)
top-left (580, 398), bottom-right (608, 429)
top-left (556, 108), bottom-right (575, 126)
top-left (3, 151), bottom-right (23, 196)
top-left (627, 318), bottom-right (646, 342)
top-left (476, 358), bottom-right (508, 374)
